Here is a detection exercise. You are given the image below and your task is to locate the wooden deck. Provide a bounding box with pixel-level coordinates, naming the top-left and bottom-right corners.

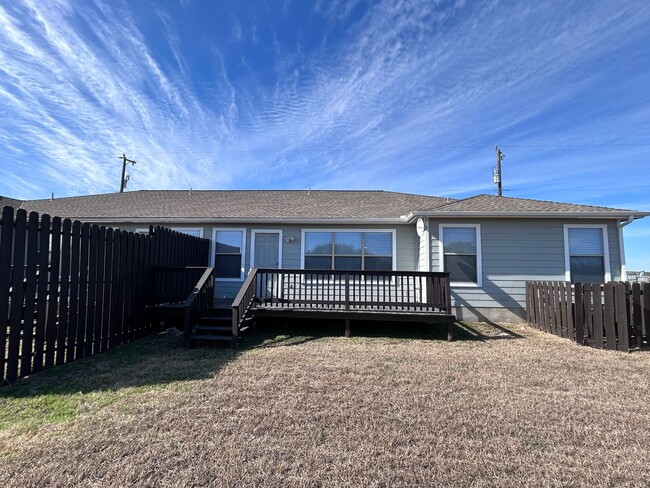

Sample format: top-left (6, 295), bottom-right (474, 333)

top-left (231, 269), bottom-right (455, 347)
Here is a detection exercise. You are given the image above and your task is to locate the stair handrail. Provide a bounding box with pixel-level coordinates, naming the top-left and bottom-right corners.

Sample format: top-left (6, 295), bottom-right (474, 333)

top-left (231, 268), bottom-right (259, 348)
top-left (180, 266), bottom-right (214, 347)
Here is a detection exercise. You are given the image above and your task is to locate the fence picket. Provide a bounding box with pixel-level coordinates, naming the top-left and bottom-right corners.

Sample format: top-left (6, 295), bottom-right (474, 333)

top-left (21, 212), bottom-right (40, 376)
top-left (76, 223), bottom-right (90, 358)
top-left (632, 283), bottom-right (642, 349)
top-left (57, 219), bottom-right (71, 365)
top-left (0, 207), bottom-right (15, 382)
top-left (100, 228), bottom-right (113, 352)
top-left (84, 225), bottom-right (99, 357)
top-left (584, 284), bottom-right (593, 344)
top-left (93, 226), bottom-right (106, 354)
top-left (1, 206), bottom-right (211, 384)
top-left (642, 283), bottom-right (650, 347)
top-left (601, 283), bottom-right (615, 350)
top-left (33, 214), bottom-right (51, 372)
top-left (615, 283), bottom-right (629, 352)
top-left (592, 284), bottom-right (603, 349)
top-left (67, 221), bottom-right (81, 362)
top-left (574, 283), bottom-right (584, 344)
top-left (45, 217), bottom-right (61, 368)
top-left (6, 209), bottom-right (27, 383)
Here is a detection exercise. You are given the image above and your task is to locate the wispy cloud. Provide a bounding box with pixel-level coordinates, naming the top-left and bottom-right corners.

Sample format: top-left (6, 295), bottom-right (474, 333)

top-left (0, 0), bottom-right (648, 204)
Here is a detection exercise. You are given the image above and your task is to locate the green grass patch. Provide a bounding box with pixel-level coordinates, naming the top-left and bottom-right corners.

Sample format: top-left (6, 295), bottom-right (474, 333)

top-left (0, 331), bottom-right (233, 435)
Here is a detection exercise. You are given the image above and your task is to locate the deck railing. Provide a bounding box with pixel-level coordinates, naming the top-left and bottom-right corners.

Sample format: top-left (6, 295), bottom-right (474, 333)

top-left (150, 266), bottom-right (215, 348)
top-left (231, 268), bottom-right (452, 346)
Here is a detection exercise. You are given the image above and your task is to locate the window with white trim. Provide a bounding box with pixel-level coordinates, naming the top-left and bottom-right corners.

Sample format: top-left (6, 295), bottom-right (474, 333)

top-left (134, 227), bottom-right (203, 237)
top-left (172, 227), bottom-right (203, 238)
top-left (440, 225), bottom-right (481, 286)
top-left (213, 229), bottom-right (245, 279)
top-left (303, 231), bottom-right (393, 270)
top-left (565, 226), bottom-right (609, 283)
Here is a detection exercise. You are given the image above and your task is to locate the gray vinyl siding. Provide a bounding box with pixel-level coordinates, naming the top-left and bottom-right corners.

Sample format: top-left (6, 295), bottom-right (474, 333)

top-left (431, 219), bottom-right (622, 309)
top-left (103, 218), bottom-right (625, 309)
top-left (122, 223), bottom-right (417, 299)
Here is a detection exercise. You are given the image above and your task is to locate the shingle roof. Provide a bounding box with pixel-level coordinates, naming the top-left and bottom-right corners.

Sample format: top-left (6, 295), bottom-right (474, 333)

top-left (6, 190), bottom-right (643, 222)
top-left (428, 194), bottom-right (632, 213)
top-left (0, 196), bottom-right (25, 209)
top-left (17, 190), bottom-right (451, 221)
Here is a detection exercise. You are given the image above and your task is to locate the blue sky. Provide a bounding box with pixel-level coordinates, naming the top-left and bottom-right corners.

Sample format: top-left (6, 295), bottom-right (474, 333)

top-left (0, 0), bottom-right (649, 269)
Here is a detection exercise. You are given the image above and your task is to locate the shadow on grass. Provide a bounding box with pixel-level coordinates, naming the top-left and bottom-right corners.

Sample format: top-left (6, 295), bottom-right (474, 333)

top-left (0, 319), bottom-right (523, 432)
top-left (241, 318), bottom-right (523, 349)
top-left (0, 330), bottom-right (235, 416)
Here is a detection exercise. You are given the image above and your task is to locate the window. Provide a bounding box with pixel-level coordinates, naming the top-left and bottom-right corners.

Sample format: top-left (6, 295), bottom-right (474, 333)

top-left (213, 229), bottom-right (245, 280)
top-left (440, 224), bottom-right (482, 286)
top-left (564, 225), bottom-right (610, 283)
top-left (302, 231), bottom-right (394, 271)
top-left (171, 227), bottom-right (203, 238)
top-left (134, 227), bottom-right (203, 237)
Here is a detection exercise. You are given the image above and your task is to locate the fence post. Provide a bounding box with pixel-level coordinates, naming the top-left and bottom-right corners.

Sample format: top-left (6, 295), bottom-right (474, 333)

top-left (574, 283), bottom-right (584, 345)
top-left (632, 283), bottom-right (642, 349)
top-left (615, 282), bottom-right (630, 352)
top-left (526, 281), bottom-right (531, 325)
top-left (643, 283), bottom-right (650, 346)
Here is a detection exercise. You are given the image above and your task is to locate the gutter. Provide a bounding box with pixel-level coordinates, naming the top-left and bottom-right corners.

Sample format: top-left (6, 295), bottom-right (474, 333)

top-left (403, 210), bottom-right (650, 223)
top-left (57, 217), bottom-right (409, 225)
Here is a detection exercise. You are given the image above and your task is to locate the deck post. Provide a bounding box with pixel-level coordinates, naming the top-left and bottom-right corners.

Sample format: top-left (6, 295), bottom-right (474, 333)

top-left (447, 321), bottom-right (454, 342)
top-left (182, 306), bottom-right (192, 349)
top-left (231, 307), bottom-right (239, 350)
top-left (345, 319), bottom-right (351, 337)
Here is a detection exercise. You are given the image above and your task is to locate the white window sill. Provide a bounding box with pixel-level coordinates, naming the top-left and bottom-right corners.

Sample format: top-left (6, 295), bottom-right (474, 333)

top-left (450, 282), bottom-right (481, 288)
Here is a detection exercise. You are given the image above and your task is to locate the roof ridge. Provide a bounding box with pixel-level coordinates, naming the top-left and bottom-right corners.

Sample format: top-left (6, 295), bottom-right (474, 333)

top-left (23, 188), bottom-right (450, 203)
top-left (421, 196), bottom-right (464, 211)
top-left (469, 193), bottom-right (625, 211)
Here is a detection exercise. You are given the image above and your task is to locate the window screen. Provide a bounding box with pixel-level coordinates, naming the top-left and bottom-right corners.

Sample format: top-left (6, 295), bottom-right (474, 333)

top-left (442, 226), bottom-right (479, 284)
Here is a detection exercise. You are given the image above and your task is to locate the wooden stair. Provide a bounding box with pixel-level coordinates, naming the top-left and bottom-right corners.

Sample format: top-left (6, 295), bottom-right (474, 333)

top-left (189, 305), bottom-right (233, 346)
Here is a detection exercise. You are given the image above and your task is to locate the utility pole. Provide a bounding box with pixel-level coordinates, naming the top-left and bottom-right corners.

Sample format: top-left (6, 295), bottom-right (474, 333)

top-left (119, 153), bottom-right (136, 192)
top-left (493, 146), bottom-right (505, 197)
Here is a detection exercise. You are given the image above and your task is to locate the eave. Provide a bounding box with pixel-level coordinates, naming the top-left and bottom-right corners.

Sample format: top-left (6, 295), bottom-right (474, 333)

top-left (403, 210), bottom-right (650, 223)
top-left (61, 217), bottom-right (409, 225)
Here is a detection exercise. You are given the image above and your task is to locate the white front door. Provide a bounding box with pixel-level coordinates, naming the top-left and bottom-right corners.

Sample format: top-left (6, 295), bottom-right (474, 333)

top-left (253, 232), bottom-right (280, 269)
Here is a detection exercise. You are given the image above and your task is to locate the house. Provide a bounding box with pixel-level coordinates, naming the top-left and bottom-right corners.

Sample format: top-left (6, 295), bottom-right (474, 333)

top-left (4, 190), bottom-right (648, 323)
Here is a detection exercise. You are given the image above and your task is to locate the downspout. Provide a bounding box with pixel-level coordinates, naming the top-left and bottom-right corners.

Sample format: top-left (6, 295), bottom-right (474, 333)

top-left (617, 215), bottom-right (635, 281)
top-left (424, 218), bottom-right (431, 272)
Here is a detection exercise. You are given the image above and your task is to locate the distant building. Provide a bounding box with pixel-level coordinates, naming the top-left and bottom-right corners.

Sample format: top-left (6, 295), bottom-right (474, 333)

top-left (627, 271), bottom-right (649, 283)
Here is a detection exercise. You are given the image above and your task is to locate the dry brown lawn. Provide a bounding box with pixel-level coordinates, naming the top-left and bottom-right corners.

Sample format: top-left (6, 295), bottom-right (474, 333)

top-left (1, 320), bottom-right (650, 487)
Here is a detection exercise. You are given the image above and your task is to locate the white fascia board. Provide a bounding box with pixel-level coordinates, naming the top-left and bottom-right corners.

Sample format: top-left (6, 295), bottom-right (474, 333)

top-left (404, 211), bottom-right (650, 223)
top-left (64, 217), bottom-right (408, 225)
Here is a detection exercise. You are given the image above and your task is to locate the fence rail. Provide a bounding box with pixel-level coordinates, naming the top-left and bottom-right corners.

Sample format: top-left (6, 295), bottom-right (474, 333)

top-left (526, 281), bottom-right (650, 352)
top-left (1, 205), bottom-right (210, 384)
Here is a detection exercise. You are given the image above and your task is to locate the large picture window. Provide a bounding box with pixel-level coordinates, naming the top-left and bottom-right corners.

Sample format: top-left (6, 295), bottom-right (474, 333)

top-left (440, 224), bottom-right (482, 286)
top-left (564, 225), bottom-right (610, 283)
top-left (302, 231), bottom-right (394, 271)
top-left (213, 229), bottom-right (245, 279)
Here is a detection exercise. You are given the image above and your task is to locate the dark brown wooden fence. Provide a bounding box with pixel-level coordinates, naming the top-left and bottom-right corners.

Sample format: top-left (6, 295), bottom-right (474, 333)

top-left (1, 205), bottom-right (210, 384)
top-left (526, 281), bottom-right (650, 352)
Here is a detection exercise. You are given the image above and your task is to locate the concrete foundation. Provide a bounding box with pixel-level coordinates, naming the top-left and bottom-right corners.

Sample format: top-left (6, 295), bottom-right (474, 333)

top-left (453, 306), bottom-right (526, 324)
